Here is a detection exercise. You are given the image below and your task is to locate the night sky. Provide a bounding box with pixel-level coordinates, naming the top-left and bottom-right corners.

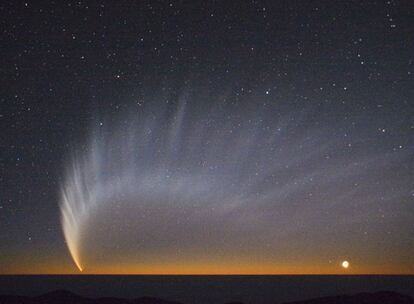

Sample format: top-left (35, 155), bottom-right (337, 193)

top-left (1, 1), bottom-right (413, 275)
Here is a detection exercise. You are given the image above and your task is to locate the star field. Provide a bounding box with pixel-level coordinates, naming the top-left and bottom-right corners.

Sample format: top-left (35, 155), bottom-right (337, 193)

top-left (0, 1), bottom-right (413, 274)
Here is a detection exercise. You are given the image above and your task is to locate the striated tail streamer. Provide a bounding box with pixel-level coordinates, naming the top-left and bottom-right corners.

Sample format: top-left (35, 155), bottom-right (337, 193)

top-left (59, 92), bottom-right (407, 273)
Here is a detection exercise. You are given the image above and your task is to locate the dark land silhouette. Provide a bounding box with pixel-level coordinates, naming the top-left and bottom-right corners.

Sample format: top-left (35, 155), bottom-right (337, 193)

top-left (0, 290), bottom-right (413, 304)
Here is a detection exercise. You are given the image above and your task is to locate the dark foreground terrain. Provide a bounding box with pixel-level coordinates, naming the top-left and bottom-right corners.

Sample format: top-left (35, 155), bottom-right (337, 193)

top-left (0, 290), bottom-right (413, 304)
top-left (1, 276), bottom-right (414, 304)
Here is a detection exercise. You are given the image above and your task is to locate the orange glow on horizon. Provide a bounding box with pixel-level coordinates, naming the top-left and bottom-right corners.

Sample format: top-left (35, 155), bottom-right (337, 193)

top-left (2, 247), bottom-right (413, 275)
top-left (2, 256), bottom-right (413, 275)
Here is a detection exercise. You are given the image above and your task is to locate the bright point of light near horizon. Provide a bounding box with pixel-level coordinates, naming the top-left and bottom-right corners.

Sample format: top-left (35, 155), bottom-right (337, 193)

top-left (342, 260), bottom-right (350, 269)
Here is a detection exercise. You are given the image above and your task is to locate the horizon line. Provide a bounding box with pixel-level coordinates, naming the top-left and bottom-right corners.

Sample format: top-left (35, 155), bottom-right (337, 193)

top-left (1, 273), bottom-right (413, 276)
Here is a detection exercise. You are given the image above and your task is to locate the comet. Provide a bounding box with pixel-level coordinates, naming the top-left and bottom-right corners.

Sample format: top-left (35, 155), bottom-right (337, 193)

top-left (60, 157), bottom-right (97, 272)
top-left (58, 92), bottom-right (402, 273)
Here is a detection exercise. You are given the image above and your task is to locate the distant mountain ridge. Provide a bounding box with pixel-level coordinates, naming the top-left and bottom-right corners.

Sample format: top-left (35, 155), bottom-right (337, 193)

top-left (0, 290), bottom-right (413, 304)
top-left (0, 290), bottom-right (181, 304)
